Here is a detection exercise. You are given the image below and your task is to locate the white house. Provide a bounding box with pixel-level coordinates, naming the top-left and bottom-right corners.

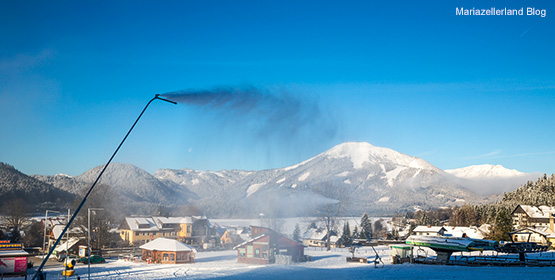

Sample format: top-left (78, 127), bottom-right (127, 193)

top-left (412, 226), bottom-right (446, 236)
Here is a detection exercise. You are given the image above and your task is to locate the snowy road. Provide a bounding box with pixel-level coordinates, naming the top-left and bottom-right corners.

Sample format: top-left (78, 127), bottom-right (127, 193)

top-left (30, 247), bottom-right (555, 279)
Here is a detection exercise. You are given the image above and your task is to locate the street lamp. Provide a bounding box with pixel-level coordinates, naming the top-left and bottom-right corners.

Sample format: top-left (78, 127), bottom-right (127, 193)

top-left (88, 208), bottom-right (104, 280)
top-left (42, 210), bottom-right (60, 260)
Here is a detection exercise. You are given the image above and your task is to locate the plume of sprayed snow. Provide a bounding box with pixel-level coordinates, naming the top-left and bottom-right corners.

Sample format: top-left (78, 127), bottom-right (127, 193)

top-left (161, 86), bottom-right (338, 165)
top-left (248, 189), bottom-right (342, 218)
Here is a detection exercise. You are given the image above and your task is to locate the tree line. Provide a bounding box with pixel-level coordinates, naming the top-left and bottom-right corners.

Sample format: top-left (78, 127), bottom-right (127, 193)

top-left (399, 174), bottom-right (555, 241)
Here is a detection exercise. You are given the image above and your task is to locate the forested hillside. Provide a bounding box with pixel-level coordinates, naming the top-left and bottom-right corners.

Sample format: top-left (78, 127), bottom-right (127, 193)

top-left (0, 163), bottom-right (74, 212)
top-left (407, 173), bottom-right (555, 240)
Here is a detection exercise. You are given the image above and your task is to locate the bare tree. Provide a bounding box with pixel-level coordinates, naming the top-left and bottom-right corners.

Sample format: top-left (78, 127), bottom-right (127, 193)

top-left (314, 183), bottom-right (350, 251)
top-left (4, 199), bottom-right (29, 230)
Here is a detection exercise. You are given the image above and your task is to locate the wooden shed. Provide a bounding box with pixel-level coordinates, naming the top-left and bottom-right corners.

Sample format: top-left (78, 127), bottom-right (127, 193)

top-left (140, 238), bottom-right (196, 264)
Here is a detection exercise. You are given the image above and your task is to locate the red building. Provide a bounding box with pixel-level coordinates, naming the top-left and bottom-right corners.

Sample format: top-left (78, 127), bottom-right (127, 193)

top-left (234, 226), bottom-right (304, 265)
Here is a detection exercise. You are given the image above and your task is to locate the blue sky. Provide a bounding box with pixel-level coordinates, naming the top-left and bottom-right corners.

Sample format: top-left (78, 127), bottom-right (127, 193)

top-left (1, 0), bottom-right (554, 176)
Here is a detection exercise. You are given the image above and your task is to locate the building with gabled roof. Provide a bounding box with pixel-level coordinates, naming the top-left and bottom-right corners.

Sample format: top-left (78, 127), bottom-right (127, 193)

top-left (443, 225), bottom-right (490, 239)
top-left (302, 228), bottom-right (339, 247)
top-left (510, 226), bottom-right (554, 247)
top-left (413, 226), bottom-right (446, 236)
top-left (233, 226), bottom-right (304, 265)
top-left (213, 223), bottom-right (232, 247)
top-left (119, 217), bottom-right (180, 246)
top-left (119, 216), bottom-right (197, 246)
top-left (140, 237), bottom-right (196, 264)
top-left (512, 205), bottom-right (555, 230)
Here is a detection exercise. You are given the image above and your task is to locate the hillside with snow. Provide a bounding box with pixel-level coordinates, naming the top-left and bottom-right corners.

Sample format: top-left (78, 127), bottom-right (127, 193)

top-left (445, 164), bottom-right (541, 195)
top-left (157, 142), bottom-right (491, 216)
top-left (445, 164), bottom-right (525, 178)
top-left (24, 142), bottom-right (537, 217)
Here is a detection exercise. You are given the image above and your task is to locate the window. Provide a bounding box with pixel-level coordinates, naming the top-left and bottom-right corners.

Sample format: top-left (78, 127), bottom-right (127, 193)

top-left (135, 232), bottom-right (139, 236)
top-left (239, 248), bottom-right (245, 257)
top-left (247, 245), bottom-right (253, 257)
top-left (163, 253), bottom-right (169, 261)
top-left (255, 248), bottom-right (260, 258)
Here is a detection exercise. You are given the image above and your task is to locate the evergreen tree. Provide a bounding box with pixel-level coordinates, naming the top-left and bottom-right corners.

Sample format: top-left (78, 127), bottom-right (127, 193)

top-left (292, 223), bottom-right (301, 243)
top-left (308, 221), bottom-right (317, 229)
top-left (352, 226), bottom-right (359, 239)
top-left (373, 219), bottom-right (385, 238)
top-left (490, 207), bottom-right (513, 241)
top-left (360, 213), bottom-right (373, 240)
top-left (339, 222), bottom-right (352, 246)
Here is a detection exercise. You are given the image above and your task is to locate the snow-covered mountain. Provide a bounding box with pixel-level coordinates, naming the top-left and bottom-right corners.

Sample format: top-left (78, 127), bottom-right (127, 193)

top-left (445, 164), bottom-right (540, 195)
top-left (76, 163), bottom-right (194, 204)
top-left (27, 142), bottom-right (537, 217)
top-left (156, 142), bottom-right (490, 216)
top-left (445, 164), bottom-right (525, 178)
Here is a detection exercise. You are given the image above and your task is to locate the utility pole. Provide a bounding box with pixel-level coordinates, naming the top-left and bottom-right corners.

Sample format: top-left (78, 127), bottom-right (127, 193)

top-left (42, 210), bottom-right (60, 261)
top-left (88, 208), bottom-right (104, 280)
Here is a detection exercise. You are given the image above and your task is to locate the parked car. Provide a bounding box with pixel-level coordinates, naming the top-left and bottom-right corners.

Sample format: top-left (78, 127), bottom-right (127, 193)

top-left (78, 255), bottom-right (106, 264)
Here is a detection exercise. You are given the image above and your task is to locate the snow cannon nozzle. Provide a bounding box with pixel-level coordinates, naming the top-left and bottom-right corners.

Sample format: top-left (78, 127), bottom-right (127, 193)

top-left (154, 94), bottom-right (177, 105)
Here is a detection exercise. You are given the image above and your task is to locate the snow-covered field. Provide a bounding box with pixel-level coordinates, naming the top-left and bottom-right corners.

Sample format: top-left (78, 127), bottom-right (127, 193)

top-left (30, 246), bottom-right (555, 280)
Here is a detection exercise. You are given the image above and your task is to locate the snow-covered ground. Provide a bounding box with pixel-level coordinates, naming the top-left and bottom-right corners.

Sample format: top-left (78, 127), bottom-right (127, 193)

top-left (29, 246), bottom-right (555, 279)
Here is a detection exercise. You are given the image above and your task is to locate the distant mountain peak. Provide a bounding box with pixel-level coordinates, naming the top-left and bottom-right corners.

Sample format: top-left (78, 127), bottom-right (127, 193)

top-left (445, 164), bottom-right (526, 178)
top-left (323, 142), bottom-right (439, 171)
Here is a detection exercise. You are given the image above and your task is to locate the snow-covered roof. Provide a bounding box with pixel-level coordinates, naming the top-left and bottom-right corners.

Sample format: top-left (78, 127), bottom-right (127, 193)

top-left (152, 216), bottom-right (192, 226)
top-left (443, 226), bottom-right (488, 239)
top-left (511, 226), bottom-right (554, 236)
top-left (51, 224), bottom-right (86, 239)
top-left (54, 237), bottom-right (83, 252)
top-left (125, 217), bottom-right (159, 232)
top-left (413, 226), bottom-right (446, 233)
top-left (140, 238), bottom-right (196, 252)
top-left (302, 228), bottom-right (329, 240)
top-left (233, 233), bottom-right (269, 249)
top-left (123, 216), bottom-right (201, 232)
top-left (213, 223), bottom-right (228, 237)
top-left (518, 205), bottom-right (555, 219)
top-left (0, 250), bottom-right (29, 257)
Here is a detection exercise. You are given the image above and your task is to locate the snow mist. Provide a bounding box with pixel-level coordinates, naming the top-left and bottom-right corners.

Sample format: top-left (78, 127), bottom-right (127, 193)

top-left (161, 86), bottom-right (338, 164)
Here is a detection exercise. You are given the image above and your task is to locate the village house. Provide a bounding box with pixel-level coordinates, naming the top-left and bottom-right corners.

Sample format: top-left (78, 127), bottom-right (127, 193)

top-left (512, 205), bottom-right (555, 230)
top-left (443, 225), bottom-right (490, 239)
top-left (48, 224), bottom-right (86, 256)
top-left (119, 217), bottom-right (179, 246)
top-left (53, 237), bottom-right (86, 258)
top-left (213, 223), bottom-right (233, 247)
top-left (152, 216), bottom-right (194, 243)
top-left (412, 226), bottom-right (446, 236)
top-left (510, 227), bottom-right (554, 247)
top-left (140, 237), bottom-right (196, 264)
top-left (234, 226), bottom-right (304, 265)
top-left (119, 216), bottom-right (211, 246)
top-left (302, 228), bottom-right (339, 248)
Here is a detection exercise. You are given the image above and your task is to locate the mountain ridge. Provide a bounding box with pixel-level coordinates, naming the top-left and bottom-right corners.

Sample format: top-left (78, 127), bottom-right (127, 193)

top-left (5, 142), bottom-right (538, 217)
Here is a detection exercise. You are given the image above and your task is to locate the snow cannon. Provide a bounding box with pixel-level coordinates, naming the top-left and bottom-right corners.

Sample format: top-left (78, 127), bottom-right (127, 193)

top-left (63, 259), bottom-right (76, 277)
